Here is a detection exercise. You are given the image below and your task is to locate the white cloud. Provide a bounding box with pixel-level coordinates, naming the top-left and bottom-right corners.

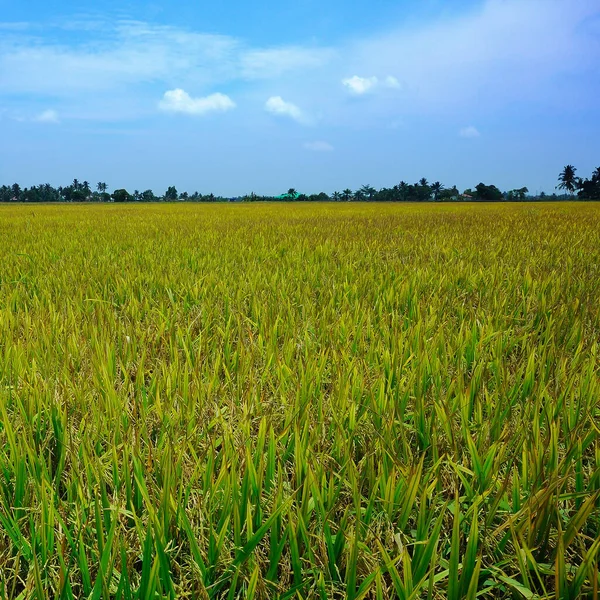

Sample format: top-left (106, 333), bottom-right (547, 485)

top-left (342, 74), bottom-right (402, 95)
top-left (35, 109), bottom-right (59, 123)
top-left (342, 75), bottom-right (378, 94)
top-left (265, 96), bottom-right (307, 124)
top-left (159, 89), bottom-right (235, 115)
top-left (304, 141), bottom-right (333, 152)
top-left (459, 126), bottom-right (481, 138)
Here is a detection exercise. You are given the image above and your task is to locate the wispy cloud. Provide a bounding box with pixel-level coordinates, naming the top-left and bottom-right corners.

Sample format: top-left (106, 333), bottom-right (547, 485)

top-left (241, 47), bottom-right (333, 79)
top-left (0, 0), bottom-right (597, 126)
top-left (459, 126), bottom-right (480, 139)
top-left (304, 141), bottom-right (333, 152)
top-left (265, 96), bottom-right (308, 124)
top-left (347, 0), bottom-right (599, 112)
top-left (0, 23), bottom-right (238, 95)
top-left (159, 89), bottom-right (235, 115)
top-left (34, 109), bottom-right (60, 123)
top-left (384, 76), bottom-right (401, 89)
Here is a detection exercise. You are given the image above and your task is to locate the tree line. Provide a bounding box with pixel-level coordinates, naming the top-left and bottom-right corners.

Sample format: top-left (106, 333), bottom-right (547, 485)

top-left (557, 165), bottom-right (600, 199)
top-left (0, 181), bottom-right (226, 204)
top-left (1, 167), bottom-right (598, 203)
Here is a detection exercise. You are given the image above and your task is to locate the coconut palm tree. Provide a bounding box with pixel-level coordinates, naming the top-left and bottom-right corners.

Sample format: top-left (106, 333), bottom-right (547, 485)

top-left (557, 165), bottom-right (577, 196)
top-left (398, 181), bottom-right (409, 201)
top-left (431, 181), bottom-right (444, 202)
top-left (342, 188), bottom-right (353, 201)
top-left (360, 184), bottom-right (377, 201)
top-left (417, 178), bottom-right (431, 201)
top-left (332, 191), bottom-right (342, 202)
top-left (286, 188), bottom-right (297, 200)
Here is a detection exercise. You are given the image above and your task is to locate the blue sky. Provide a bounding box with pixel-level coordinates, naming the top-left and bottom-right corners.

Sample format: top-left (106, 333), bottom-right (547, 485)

top-left (0, 0), bottom-right (598, 196)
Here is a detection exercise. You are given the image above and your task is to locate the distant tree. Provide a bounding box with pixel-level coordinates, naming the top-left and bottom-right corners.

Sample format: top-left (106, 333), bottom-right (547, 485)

top-left (179, 191), bottom-right (189, 200)
top-left (360, 184), bottom-right (377, 201)
top-left (475, 183), bottom-right (503, 201)
top-left (354, 189), bottom-right (365, 201)
top-left (416, 179), bottom-right (432, 201)
top-left (63, 181), bottom-right (87, 202)
top-left (438, 185), bottom-right (459, 202)
top-left (507, 187), bottom-right (529, 201)
top-left (97, 182), bottom-right (107, 193)
top-left (82, 181), bottom-right (91, 196)
top-left (286, 188), bottom-right (297, 200)
top-left (61, 186), bottom-right (73, 202)
top-left (112, 189), bottom-right (132, 203)
top-left (165, 186), bottom-right (178, 201)
top-left (140, 190), bottom-right (156, 202)
top-left (577, 167), bottom-right (600, 200)
top-left (431, 181), bottom-right (444, 201)
top-left (11, 183), bottom-right (21, 201)
top-left (398, 181), bottom-right (409, 201)
top-left (557, 165), bottom-right (577, 196)
top-left (342, 188), bottom-right (353, 201)
top-left (332, 191), bottom-right (342, 202)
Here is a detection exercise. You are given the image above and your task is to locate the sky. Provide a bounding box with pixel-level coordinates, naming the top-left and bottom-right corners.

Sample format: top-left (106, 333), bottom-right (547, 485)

top-left (0, 0), bottom-right (599, 196)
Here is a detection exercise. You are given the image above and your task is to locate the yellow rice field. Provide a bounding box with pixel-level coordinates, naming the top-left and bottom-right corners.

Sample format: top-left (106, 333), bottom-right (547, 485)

top-left (0, 202), bottom-right (599, 598)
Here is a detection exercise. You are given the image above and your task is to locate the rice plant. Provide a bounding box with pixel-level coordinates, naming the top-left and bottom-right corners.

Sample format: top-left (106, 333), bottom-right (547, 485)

top-left (0, 201), bottom-right (599, 598)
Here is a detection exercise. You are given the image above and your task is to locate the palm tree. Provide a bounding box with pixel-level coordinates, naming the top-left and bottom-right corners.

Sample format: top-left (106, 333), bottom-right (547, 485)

top-left (342, 188), bottom-right (353, 201)
top-left (11, 183), bottom-right (21, 201)
top-left (398, 181), bottom-right (409, 201)
top-left (286, 188), bottom-right (297, 200)
top-left (354, 189), bottom-right (365, 201)
top-left (417, 178), bottom-right (431, 201)
top-left (431, 181), bottom-right (444, 201)
top-left (360, 184), bottom-right (377, 201)
top-left (557, 165), bottom-right (577, 196)
top-left (332, 191), bottom-right (342, 202)
top-left (97, 182), bottom-right (107, 194)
